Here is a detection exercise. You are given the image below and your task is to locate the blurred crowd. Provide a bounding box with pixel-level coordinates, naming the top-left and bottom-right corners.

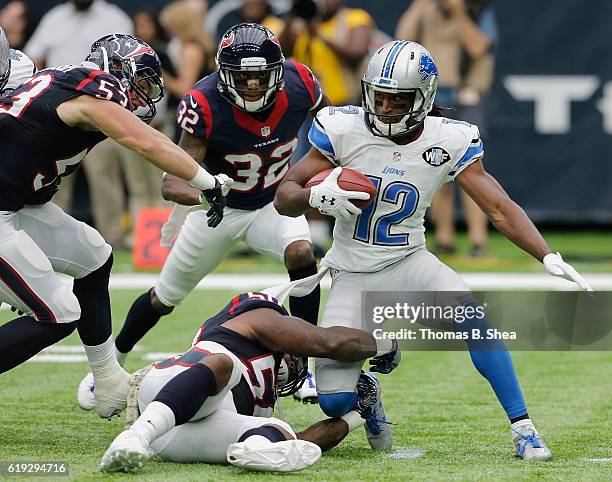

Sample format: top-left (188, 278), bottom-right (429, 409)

top-left (1, 0), bottom-right (496, 256)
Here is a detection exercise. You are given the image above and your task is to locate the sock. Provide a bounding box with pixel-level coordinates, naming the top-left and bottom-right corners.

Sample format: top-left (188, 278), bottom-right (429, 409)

top-left (511, 418), bottom-right (534, 431)
top-left (131, 401), bottom-right (176, 445)
top-left (84, 335), bottom-right (122, 380)
top-left (309, 220), bottom-right (331, 248)
top-left (114, 345), bottom-right (128, 367)
top-left (115, 289), bottom-right (165, 354)
top-left (154, 363), bottom-right (217, 425)
top-left (0, 316), bottom-right (76, 374)
top-left (510, 414), bottom-right (531, 425)
top-left (288, 262), bottom-right (320, 326)
top-left (74, 254), bottom-right (113, 346)
top-left (458, 309), bottom-right (528, 421)
top-left (238, 425), bottom-right (286, 443)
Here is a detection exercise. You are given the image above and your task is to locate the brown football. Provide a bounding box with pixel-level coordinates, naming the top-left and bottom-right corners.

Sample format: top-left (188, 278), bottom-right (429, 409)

top-left (305, 168), bottom-right (377, 209)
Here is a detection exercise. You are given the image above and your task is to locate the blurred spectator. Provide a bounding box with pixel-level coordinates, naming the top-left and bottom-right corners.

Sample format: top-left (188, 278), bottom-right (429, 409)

top-left (160, 0), bottom-right (215, 140)
top-left (0, 1), bottom-right (35, 50)
top-left (215, 0), bottom-right (284, 40)
top-left (280, 0), bottom-right (374, 255)
top-left (396, 0), bottom-right (496, 257)
top-left (24, 0), bottom-right (132, 69)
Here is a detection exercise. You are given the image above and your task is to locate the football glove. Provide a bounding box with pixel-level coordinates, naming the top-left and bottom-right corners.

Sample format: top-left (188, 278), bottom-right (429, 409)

top-left (308, 167), bottom-right (370, 221)
top-left (25, 177), bottom-right (61, 205)
top-left (199, 174), bottom-right (233, 228)
top-left (543, 252), bottom-right (593, 293)
top-left (369, 339), bottom-right (400, 374)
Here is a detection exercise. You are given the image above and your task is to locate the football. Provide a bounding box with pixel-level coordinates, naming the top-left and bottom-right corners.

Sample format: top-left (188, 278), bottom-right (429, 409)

top-left (305, 168), bottom-right (377, 209)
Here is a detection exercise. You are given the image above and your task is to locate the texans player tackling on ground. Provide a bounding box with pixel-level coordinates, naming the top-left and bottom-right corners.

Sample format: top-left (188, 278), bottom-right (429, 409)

top-left (0, 34), bottom-right (232, 419)
top-left (79, 23), bottom-right (331, 409)
top-left (274, 40), bottom-right (593, 459)
top-left (0, 26), bottom-right (36, 95)
top-left (100, 291), bottom-right (400, 473)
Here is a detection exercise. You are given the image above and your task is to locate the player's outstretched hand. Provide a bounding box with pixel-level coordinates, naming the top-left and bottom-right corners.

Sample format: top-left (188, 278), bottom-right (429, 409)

top-left (369, 339), bottom-right (401, 374)
top-left (200, 174), bottom-right (234, 228)
top-left (309, 167), bottom-right (370, 221)
top-left (543, 252), bottom-right (593, 293)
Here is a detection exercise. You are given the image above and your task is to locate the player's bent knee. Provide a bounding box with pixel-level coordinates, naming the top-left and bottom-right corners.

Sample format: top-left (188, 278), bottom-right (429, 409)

top-left (51, 284), bottom-right (81, 323)
top-left (284, 240), bottom-right (316, 269)
top-left (150, 288), bottom-right (175, 315)
top-left (45, 320), bottom-right (78, 342)
top-left (238, 425), bottom-right (290, 443)
top-left (318, 392), bottom-right (358, 418)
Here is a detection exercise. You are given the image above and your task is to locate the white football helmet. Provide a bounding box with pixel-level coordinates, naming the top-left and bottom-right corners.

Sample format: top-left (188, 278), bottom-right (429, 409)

top-left (361, 40), bottom-right (439, 138)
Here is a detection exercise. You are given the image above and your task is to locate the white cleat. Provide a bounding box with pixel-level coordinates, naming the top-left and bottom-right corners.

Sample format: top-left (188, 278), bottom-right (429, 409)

top-left (95, 368), bottom-right (130, 419)
top-left (227, 436), bottom-right (321, 472)
top-left (359, 371), bottom-right (392, 450)
top-left (293, 371), bottom-right (318, 404)
top-left (100, 429), bottom-right (151, 473)
top-left (512, 421), bottom-right (552, 461)
top-left (77, 372), bottom-right (95, 411)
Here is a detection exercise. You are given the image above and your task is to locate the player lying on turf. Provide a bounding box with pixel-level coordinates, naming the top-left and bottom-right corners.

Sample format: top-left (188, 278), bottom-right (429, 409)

top-left (274, 40), bottom-right (593, 460)
top-left (79, 23), bottom-right (331, 408)
top-left (100, 291), bottom-right (400, 473)
top-left (0, 33), bottom-right (232, 419)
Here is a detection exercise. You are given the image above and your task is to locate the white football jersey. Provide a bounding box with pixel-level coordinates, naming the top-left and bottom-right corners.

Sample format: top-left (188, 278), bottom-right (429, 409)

top-left (309, 105), bottom-right (484, 272)
top-left (2, 49), bottom-right (35, 94)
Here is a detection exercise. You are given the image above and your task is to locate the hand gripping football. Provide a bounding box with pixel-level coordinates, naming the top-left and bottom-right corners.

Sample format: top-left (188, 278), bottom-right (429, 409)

top-left (305, 168), bottom-right (377, 209)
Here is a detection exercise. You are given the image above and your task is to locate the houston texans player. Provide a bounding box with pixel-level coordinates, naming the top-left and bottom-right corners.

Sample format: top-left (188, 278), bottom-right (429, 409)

top-left (0, 27), bottom-right (36, 95)
top-left (100, 291), bottom-right (400, 473)
top-left (274, 40), bottom-right (593, 459)
top-left (78, 23), bottom-right (331, 410)
top-left (0, 34), bottom-right (231, 419)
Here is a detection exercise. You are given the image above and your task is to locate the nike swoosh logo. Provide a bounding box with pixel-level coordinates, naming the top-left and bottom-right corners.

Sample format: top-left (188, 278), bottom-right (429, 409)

top-left (190, 95), bottom-right (198, 109)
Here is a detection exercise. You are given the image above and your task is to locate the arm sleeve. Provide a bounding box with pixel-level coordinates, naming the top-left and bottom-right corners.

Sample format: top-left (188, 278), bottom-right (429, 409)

top-left (308, 108), bottom-right (339, 165)
top-left (177, 89), bottom-right (211, 141)
top-left (449, 124), bottom-right (484, 180)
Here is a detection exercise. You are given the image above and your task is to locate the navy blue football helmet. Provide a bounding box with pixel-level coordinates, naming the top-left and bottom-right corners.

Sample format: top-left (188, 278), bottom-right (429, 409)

top-left (216, 23), bottom-right (284, 112)
top-left (86, 33), bottom-right (164, 123)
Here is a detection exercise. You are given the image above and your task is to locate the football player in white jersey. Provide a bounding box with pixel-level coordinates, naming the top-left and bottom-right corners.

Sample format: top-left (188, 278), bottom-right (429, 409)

top-left (274, 40), bottom-right (592, 460)
top-left (0, 27), bottom-right (36, 95)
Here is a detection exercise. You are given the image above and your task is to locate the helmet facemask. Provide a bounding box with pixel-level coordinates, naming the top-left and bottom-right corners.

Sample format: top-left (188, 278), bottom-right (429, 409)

top-left (276, 354), bottom-right (307, 398)
top-left (218, 58), bottom-right (284, 112)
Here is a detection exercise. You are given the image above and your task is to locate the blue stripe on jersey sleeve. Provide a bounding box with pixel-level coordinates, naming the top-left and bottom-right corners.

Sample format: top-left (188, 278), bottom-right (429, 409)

top-left (454, 140), bottom-right (484, 170)
top-left (308, 121), bottom-right (335, 157)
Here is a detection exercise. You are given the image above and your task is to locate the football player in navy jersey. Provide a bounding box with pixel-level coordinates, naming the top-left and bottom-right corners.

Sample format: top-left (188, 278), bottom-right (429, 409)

top-left (100, 291), bottom-right (400, 473)
top-left (79, 23), bottom-right (332, 408)
top-left (0, 33), bottom-right (232, 419)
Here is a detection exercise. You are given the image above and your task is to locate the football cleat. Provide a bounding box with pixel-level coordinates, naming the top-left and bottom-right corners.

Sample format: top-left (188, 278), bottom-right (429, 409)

top-left (77, 372), bottom-right (95, 411)
top-left (94, 368), bottom-right (130, 419)
top-left (358, 371), bottom-right (392, 450)
top-left (100, 429), bottom-right (151, 472)
top-left (293, 370), bottom-right (318, 404)
top-left (227, 436), bottom-right (321, 472)
top-left (512, 421), bottom-right (552, 461)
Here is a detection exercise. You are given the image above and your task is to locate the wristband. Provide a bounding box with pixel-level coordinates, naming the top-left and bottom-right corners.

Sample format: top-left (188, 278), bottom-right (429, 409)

top-left (340, 410), bottom-right (366, 432)
top-left (189, 166), bottom-right (215, 191)
top-left (375, 338), bottom-right (393, 356)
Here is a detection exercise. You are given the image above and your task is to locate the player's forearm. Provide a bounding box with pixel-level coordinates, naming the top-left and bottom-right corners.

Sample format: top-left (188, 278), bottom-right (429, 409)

top-left (274, 181), bottom-right (311, 217)
top-left (489, 199), bottom-right (551, 262)
top-left (312, 327), bottom-right (377, 362)
top-left (161, 174), bottom-right (201, 206)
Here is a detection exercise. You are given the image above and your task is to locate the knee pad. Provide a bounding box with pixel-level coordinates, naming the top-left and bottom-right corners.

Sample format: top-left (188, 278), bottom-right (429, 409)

top-left (318, 392), bottom-right (357, 418)
top-left (50, 283), bottom-right (81, 323)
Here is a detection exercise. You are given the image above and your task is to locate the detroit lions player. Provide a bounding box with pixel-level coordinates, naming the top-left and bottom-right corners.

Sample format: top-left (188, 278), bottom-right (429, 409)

top-left (0, 34), bottom-right (231, 419)
top-left (78, 23), bottom-right (330, 410)
top-left (0, 27), bottom-right (36, 96)
top-left (100, 291), bottom-right (399, 473)
top-left (274, 40), bottom-right (592, 459)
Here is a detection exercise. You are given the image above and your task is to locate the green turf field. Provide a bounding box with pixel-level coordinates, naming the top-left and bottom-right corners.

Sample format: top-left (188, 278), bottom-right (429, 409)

top-left (1, 286), bottom-right (611, 481)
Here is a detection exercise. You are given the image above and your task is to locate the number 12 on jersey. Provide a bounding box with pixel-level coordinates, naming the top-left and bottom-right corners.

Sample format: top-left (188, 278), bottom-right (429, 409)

top-left (353, 176), bottom-right (420, 246)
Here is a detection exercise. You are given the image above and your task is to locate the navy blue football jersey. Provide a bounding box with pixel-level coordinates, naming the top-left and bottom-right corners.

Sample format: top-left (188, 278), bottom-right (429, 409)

top-left (0, 65), bottom-right (130, 211)
top-left (191, 291), bottom-right (288, 416)
top-left (176, 60), bottom-right (322, 210)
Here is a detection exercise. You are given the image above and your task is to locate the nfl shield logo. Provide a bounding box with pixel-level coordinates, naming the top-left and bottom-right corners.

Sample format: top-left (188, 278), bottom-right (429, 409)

top-left (392, 151), bottom-right (401, 162)
top-left (261, 126), bottom-right (271, 137)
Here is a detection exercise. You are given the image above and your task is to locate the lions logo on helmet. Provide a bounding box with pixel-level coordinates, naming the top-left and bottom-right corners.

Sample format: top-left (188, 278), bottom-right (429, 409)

top-left (361, 40), bottom-right (439, 138)
top-left (216, 23), bottom-right (285, 113)
top-left (86, 33), bottom-right (164, 124)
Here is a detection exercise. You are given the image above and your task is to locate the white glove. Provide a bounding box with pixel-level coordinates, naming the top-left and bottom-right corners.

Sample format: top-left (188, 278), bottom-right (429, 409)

top-left (543, 252), bottom-right (593, 293)
top-left (215, 173), bottom-right (233, 196)
top-left (308, 167), bottom-right (370, 221)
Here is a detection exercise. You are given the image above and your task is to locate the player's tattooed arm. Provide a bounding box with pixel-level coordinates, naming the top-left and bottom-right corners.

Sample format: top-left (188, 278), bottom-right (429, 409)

top-left (274, 147), bottom-right (335, 217)
top-left (226, 308), bottom-right (378, 362)
top-left (161, 131), bottom-right (209, 206)
top-left (456, 160), bottom-right (551, 261)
